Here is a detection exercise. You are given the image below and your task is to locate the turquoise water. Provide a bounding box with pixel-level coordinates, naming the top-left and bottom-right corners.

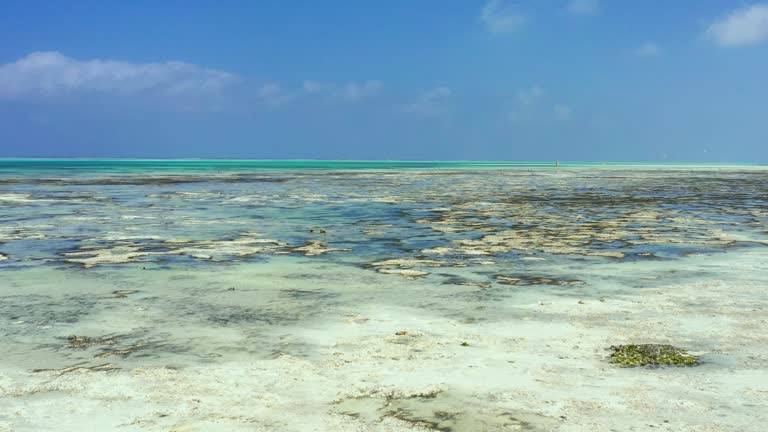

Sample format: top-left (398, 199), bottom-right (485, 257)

top-left (0, 159), bottom-right (578, 174)
top-left (0, 158), bottom-right (764, 175)
top-left (1, 160), bottom-right (766, 269)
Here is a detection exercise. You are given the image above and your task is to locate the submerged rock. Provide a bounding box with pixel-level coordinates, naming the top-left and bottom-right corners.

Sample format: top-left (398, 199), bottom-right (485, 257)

top-left (32, 362), bottom-right (120, 375)
top-left (370, 258), bottom-right (444, 268)
top-left (376, 268), bottom-right (430, 278)
top-left (62, 245), bottom-right (153, 268)
top-left (67, 335), bottom-right (117, 348)
top-left (609, 344), bottom-right (700, 367)
top-left (113, 289), bottom-right (138, 298)
top-left (95, 343), bottom-right (145, 359)
top-left (496, 275), bottom-right (585, 286)
top-left (289, 240), bottom-right (350, 256)
top-left (587, 250), bottom-right (626, 258)
top-left (443, 280), bottom-right (491, 289)
top-left (60, 234), bottom-right (291, 267)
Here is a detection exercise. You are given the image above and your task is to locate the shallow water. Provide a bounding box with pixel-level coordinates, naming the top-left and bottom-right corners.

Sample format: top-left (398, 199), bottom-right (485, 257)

top-left (1, 161), bottom-right (767, 431)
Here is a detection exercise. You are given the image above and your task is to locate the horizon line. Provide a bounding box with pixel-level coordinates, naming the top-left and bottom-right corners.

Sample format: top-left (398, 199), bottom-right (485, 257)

top-left (0, 157), bottom-right (765, 165)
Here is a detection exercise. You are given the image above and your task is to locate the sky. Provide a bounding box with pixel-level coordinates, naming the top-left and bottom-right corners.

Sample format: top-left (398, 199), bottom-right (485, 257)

top-left (0, 0), bottom-right (767, 162)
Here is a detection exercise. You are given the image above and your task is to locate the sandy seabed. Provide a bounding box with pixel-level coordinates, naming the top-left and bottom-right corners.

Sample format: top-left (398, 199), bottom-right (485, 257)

top-left (1, 249), bottom-right (767, 432)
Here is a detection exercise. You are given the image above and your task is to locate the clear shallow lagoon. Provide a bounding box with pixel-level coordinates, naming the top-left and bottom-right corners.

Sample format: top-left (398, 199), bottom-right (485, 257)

top-left (1, 160), bottom-right (767, 431)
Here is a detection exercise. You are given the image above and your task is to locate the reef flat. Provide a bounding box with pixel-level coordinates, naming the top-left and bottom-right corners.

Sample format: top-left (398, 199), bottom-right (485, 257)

top-left (1, 162), bottom-right (767, 431)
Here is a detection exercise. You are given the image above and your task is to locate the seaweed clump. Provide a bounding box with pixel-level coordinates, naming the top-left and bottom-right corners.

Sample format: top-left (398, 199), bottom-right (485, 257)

top-left (609, 344), bottom-right (699, 367)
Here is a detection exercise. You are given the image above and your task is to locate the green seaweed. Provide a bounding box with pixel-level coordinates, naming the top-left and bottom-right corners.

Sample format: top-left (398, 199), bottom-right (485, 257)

top-left (609, 344), bottom-right (699, 367)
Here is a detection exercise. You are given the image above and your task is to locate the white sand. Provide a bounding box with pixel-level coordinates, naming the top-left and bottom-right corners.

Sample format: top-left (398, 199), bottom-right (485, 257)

top-left (1, 250), bottom-right (767, 431)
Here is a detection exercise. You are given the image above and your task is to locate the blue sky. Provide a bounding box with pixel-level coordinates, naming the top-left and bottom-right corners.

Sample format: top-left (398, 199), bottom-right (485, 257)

top-left (1, 0), bottom-right (767, 161)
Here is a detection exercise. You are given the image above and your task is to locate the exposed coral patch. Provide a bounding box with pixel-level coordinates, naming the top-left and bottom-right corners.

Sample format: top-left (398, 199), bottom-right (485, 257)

top-left (376, 268), bottom-right (430, 278)
top-left (288, 240), bottom-right (350, 256)
top-left (496, 275), bottom-right (586, 286)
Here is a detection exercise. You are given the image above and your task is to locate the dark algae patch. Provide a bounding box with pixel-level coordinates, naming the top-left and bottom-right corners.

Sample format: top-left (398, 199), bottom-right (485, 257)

top-left (67, 335), bottom-right (117, 348)
top-left (32, 362), bottom-right (120, 375)
top-left (334, 390), bottom-right (555, 431)
top-left (609, 344), bottom-right (699, 367)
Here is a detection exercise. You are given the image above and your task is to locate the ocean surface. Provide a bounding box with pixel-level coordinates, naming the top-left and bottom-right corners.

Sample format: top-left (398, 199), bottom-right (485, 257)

top-left (1, 159), bottom-right (766, 270)
top-left (1, 160), bottom-right (767, 431)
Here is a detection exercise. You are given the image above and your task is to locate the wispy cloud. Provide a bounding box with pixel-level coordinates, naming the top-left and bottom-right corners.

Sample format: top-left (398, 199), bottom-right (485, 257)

top-left (302, 80), bottom-right (335, 94)
top-left (302, 80), bottom-right (383, 102)
top-left (509, 85), bottom-right (572, 123)
top-left (257, 82), bottom-right (299, 107)
top-left (553, 104), bottom-right (573, 121)
top-left (258, 83), bottom-right (282, 98)
top-left (633, 42), bottom-right (662, 57)
top-left (515, 85), bottom-right (544, 105)
top-left (403, 87), bottom-right (452, 116)
top-left (566, 0), bottom-right (599, 15)
top-left (480, 0), bottom-right (526, 34)
top-left (706, 4), bottom-right (768, 47)
top-left (0, 51), bottom-right (383, 112)
top-left (509, 85), bottom-right (543, 123)
top-left (0, 51), bottom-right (237, 100)
top-left (332, 81), bottom-right (383, 102)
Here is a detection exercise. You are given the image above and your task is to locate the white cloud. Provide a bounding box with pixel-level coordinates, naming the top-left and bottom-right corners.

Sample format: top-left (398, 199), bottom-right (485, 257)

top-left (515, 85), bottom-right (544, 105)
top-left (634, 42), bottom-right (662, 57)
top-left (302, 80), bottom-right (383, 102)
top-left (302, 80), bottom-right (336, 94)
top-left (553, 104), bottom-right (572, 121)
top-left (0, 51), bottom-right (237, 100)
top-left (508, 85), bottom-right (544, 123)
top-left (0, 52), bottom-right (383, 111)
top-left (706, 4), bottom-right (768, 47)
top-left (567, 0), bottom-right (599, 15)
top-left (403, 87), bottom-right (452, 116)
top-left (480, 0), bottom-right (526, 34)
top-left (333, 81), bottom-right (383, 102)
top-left (257, 82), bottom-right (300, 107)
top-left (508, 86), bottom-right (573, 123)
top-left (258, 83), bottom-right (282, 98)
